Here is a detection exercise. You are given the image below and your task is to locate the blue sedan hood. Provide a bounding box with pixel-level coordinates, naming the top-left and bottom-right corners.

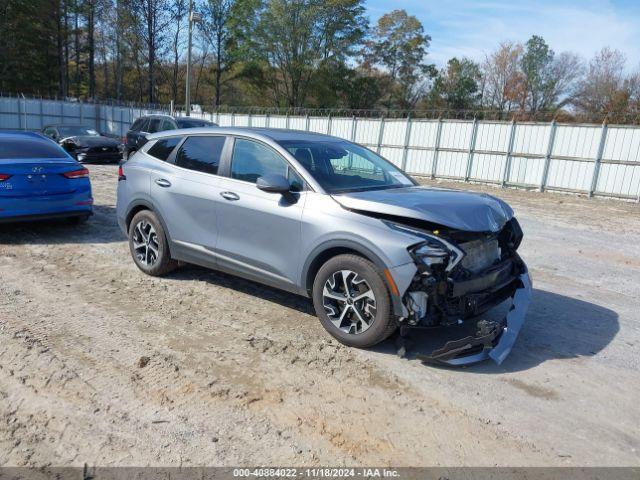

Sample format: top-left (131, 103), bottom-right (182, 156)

top-left (332, 186), bottom-right (514, 232)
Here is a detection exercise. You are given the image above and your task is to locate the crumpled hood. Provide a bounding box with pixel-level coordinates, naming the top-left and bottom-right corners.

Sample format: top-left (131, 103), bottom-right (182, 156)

top-left (61, 135), bottom-right (121, 148)
top-left (332, 186), bottom-right (514, 232)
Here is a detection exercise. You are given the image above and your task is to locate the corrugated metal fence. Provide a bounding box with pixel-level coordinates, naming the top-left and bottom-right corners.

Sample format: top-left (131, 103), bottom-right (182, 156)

top-left (2, 95), bottom-right (639, 201)
top-left (207, 112), bottom-right (640, 201)
top-left (0, 95), bottom-right (163, 139)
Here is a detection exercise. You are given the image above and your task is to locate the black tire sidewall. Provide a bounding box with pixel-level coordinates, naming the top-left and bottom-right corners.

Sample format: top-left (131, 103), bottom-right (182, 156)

top-left (312, 254), bottom-right (394, 348)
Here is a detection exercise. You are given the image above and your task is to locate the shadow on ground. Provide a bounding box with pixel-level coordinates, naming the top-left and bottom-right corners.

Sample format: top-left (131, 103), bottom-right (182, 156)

top-left (168, 265), bottom-right (315, 315)
top-left (373, 288), bottom-right (619, 373)
top-left (0, 205), bottom-right (122, 245)
top-left (165, 265), bottom-right (620, 373)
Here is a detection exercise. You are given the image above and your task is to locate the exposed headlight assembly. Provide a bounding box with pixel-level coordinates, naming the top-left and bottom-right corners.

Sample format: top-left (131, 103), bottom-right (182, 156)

top-left (384, 221), bottom-right (464, 275)
top-left (410, 236), bottom-right (463, 275)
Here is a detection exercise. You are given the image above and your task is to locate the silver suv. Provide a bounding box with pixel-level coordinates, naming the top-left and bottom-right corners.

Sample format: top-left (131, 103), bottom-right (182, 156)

top-left (116, 128), bottom-right (531, 365)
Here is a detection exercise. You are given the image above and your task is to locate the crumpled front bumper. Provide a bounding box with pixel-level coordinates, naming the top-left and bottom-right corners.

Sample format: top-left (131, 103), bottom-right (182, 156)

top-left (417, 269), bottom-right (532, 366)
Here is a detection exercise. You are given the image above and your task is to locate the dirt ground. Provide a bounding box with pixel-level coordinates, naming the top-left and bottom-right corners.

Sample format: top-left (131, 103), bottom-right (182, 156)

top-left (0, 165), bottom-right (639, 467)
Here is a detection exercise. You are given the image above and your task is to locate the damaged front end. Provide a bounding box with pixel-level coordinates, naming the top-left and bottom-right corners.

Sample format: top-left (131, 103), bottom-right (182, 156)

top-left (391, 218), bottom-right (532, 366)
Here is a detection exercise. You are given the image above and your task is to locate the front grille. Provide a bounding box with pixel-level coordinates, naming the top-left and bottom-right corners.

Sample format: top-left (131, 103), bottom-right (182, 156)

top-left (459, 239), bottom-right (500, 273)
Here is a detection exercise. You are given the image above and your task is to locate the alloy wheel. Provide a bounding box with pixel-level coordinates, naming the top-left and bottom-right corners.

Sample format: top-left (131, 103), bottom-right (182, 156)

top-left (132, 220), bottom-right (160, 267)
top-left (322, 270), bottom-right (377, 335)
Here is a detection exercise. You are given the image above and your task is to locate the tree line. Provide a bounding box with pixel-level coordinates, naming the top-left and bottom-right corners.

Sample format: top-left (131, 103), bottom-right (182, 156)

top-left (1, 0), bottom-right (639, 123)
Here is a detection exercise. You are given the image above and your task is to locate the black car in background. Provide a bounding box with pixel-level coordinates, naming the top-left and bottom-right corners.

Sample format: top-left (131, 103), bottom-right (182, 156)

top-left (42, 124), bottom-right (123, 163)
top-left (124, 114), bottom-right (217, 157)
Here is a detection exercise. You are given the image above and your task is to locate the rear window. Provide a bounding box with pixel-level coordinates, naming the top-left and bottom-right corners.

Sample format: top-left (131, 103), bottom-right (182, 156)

top-left (147, 137), bottom-right (182, 161)
top-left (130, 118), bottom-right (144, 131)
top-left (0, 137), bottom-right (68, 159)
top-left (176, 118), bottom-right (215, 128)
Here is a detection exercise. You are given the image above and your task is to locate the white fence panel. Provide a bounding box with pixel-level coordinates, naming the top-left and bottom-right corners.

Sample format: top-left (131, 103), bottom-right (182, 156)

top-left (381, 120), bottom-right (406, 147)
top-left (309, 117), bottom-right (329, 134)
top-left (329, 117), bottom-right (353, 139)
top-left (475, 121), bottom-right (511, 152)
top-left (2, 95), bottom-right (640, 200)
top-left (249, 115), bottom-right (268, 127)
top-left (405, 149), bottom-right (435, 176)
top-left (354, 119), bottom-right (380, 146)
top-left (409, 120), bottom-right (438, 148)
top-left (512, 123), bottom-right (550, 155)
top-left (439, 120), bottom-right (473, 150)
top-left (267, 115), bottom-right (288, 128)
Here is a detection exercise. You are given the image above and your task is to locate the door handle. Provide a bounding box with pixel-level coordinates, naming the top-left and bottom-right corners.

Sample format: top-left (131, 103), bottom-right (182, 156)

top-left (155, 178), bottom-right (172, 188)
top-left (220, 191), bottom-right (240, 201)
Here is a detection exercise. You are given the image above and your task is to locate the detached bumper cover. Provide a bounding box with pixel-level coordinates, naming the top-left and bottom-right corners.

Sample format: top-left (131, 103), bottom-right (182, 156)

top-left (418, 270), bottom-right (532, 366)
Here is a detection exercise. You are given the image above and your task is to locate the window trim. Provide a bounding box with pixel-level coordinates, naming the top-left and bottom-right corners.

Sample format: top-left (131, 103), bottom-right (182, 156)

top-left (225, 135), bottom-right (309, 192)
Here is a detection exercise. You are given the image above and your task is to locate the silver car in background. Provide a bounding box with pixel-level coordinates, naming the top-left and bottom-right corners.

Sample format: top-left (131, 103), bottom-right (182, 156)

top-left (116, 127), bottom-right (531, 366)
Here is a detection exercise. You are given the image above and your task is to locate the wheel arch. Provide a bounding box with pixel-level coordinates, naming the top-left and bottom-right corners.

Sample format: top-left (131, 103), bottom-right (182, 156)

top-left (125, 199), bottom-right (172, 244)
top-left (302, 240), bottom-right (404, 317)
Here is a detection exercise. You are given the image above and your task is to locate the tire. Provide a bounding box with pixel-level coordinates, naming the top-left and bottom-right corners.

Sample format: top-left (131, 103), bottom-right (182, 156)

top-left (312, 254), bottom-right (396, 348)
top-left (128, 210), bottom-right (177, 276)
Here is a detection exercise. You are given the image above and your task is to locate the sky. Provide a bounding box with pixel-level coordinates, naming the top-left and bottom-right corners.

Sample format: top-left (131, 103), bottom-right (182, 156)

top-left (366, 0), bottom-right (640, 70)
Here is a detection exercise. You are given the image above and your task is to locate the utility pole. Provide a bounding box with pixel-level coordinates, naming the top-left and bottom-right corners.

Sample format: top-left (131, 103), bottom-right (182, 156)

top-left (185, 0), bottom-right (194, 116)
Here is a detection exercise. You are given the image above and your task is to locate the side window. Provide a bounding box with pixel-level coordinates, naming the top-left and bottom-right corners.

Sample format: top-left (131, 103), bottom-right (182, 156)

top-left (160, 119), bottom-right (174, 131)
top-left (231, 138), bottom-right (288, 184)
top-left (174, 136), bottom-right (225, 175)
top-left (288, 167), bottom-right (304, 192)
top-left (147, 137), bottom-right (182, 161)
top-left (147, 118), bottom-right (162, 133)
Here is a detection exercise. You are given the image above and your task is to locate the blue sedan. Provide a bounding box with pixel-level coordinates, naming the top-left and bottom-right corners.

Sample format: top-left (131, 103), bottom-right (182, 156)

top-left (0, 132), bottom-right (93, 223)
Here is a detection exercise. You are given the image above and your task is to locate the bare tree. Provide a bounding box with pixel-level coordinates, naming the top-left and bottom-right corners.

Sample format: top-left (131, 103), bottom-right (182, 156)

top-left (574, 48), bottom-right (627, 115)
top-left (481, 42), bottom-right (525, 111)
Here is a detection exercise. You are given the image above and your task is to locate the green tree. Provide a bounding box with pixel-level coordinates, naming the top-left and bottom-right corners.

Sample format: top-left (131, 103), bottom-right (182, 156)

top-left (520, 35), bottom-right (554, 111)
top-left (199, 0), bottom-right (258, 107)
top-left (254, 0), bottom-right (367, 107)
top-left (363, 9), bottom-right (433, 108)
top-left (0, 0), bottom-right (59, 95)
top-left (432, 57), bottom-right (482, 110)
top-left (519, 35), bottom-right (583, 113)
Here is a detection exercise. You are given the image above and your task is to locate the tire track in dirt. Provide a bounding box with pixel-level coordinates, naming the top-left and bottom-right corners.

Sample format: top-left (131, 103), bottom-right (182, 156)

top-left (0, 229), bottom-right (555, 466)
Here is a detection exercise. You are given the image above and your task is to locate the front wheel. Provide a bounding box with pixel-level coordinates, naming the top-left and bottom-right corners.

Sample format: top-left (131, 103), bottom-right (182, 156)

top-left (128, 210), bottom-right (177, 276)
top-left (312, 254), bottom-right (396, 348)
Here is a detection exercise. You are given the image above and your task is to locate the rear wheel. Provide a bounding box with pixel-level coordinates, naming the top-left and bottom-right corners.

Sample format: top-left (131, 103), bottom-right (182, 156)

top-left (128, 210), bottom-right (177, 276)
top-left (312, 254), bottom-right (396, 348)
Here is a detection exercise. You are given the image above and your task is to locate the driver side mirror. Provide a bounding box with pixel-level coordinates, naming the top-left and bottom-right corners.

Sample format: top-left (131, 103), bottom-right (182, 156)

top-left (256, 174), bottom-right (291, 194)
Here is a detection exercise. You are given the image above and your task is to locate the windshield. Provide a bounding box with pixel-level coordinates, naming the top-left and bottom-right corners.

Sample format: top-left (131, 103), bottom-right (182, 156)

top-left (277, 139), bottom-right (416, 193)
top-left (58, 126), bottom-right (100, 138)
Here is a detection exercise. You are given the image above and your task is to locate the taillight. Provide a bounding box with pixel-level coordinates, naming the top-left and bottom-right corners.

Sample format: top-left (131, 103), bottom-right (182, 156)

top-left (63, 168), bottom-right (90, 179)
top-left (0, 174), bottom-right (11, 181)
top-left (118, 165), bottom-right (126, 181)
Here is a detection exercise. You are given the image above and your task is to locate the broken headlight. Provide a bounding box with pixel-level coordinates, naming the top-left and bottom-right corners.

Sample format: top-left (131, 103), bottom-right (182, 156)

top-left (410, 237), bottom-right (463, 275)
top-left (383, 221), bottom-right (465, 275)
